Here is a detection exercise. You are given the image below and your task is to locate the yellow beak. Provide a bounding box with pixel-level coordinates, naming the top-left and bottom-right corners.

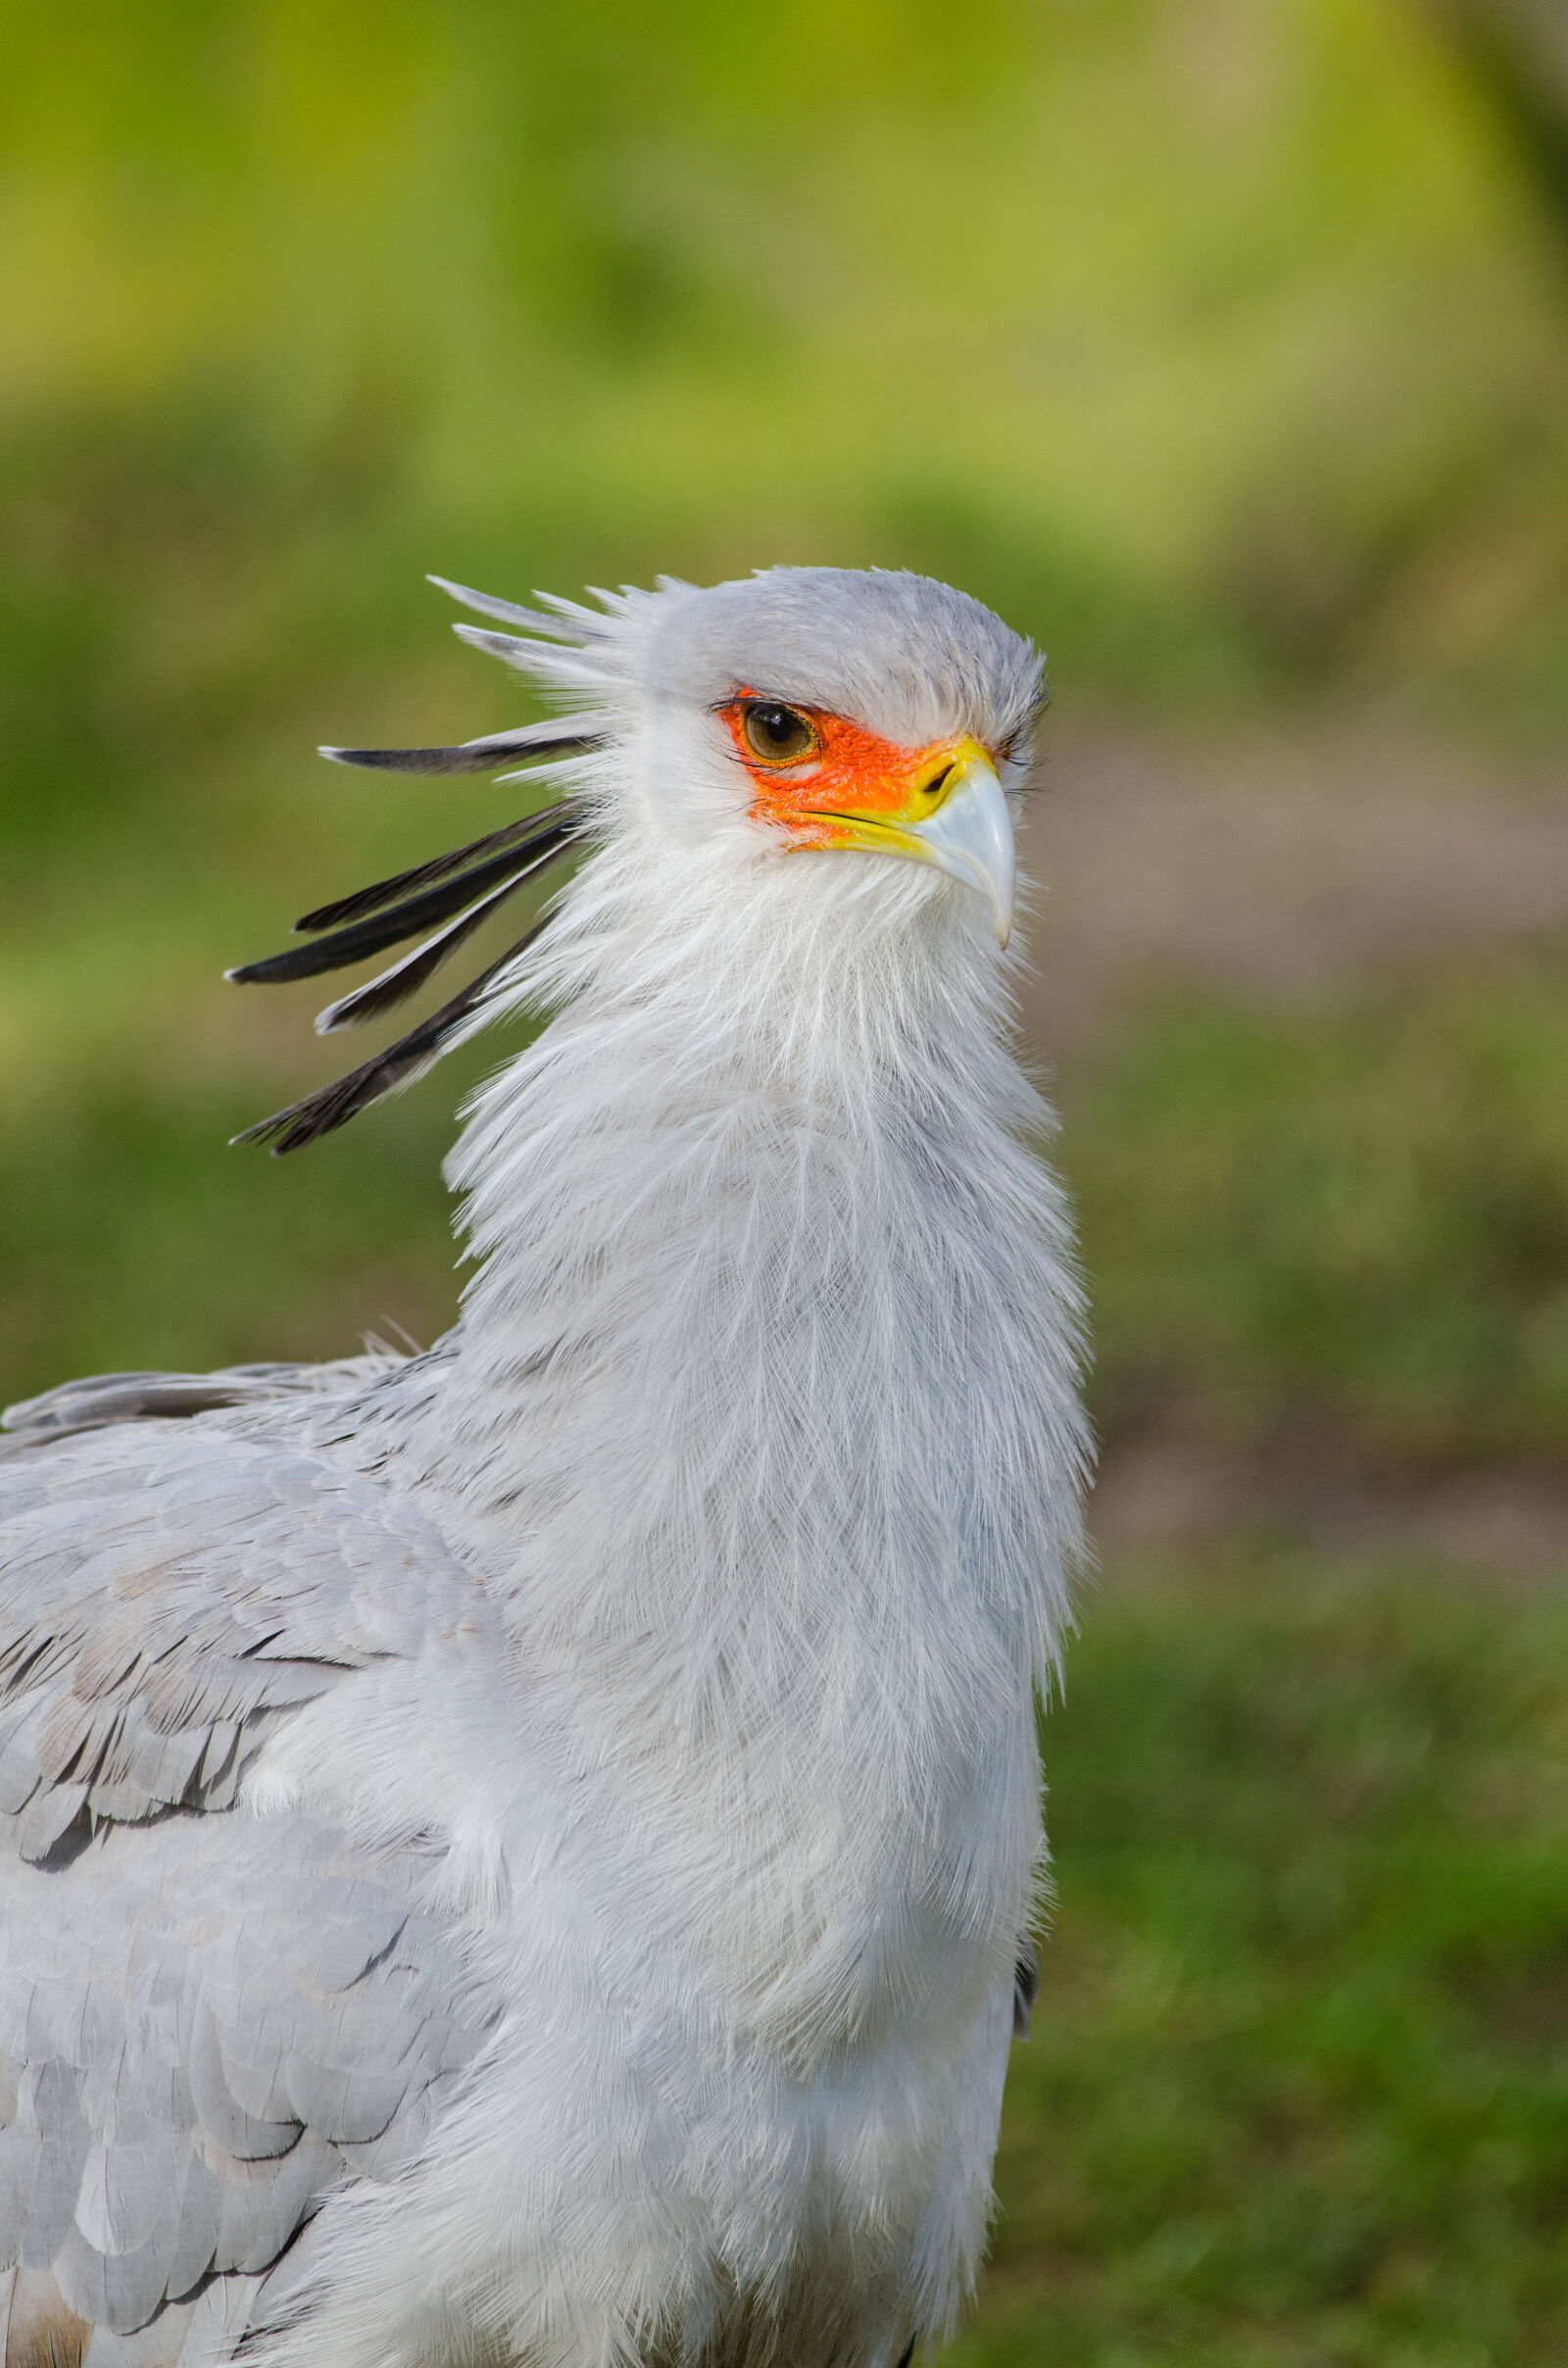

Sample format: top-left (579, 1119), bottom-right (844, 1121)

top-left (904, 742), bottom-right (1016, 948)
top-left (825, 736), bottom-right (1015, 948)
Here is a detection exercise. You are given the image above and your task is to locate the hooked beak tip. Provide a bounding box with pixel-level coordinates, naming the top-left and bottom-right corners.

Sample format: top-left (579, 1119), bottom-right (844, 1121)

top-left (909, 747), bottom-right (1016, 950)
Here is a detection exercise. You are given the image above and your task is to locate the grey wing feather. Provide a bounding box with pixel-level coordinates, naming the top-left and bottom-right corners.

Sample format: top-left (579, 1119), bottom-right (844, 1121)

top-left (0, 1358), bottom-right (392, 1455)
top-left (0, 1821), bottom-right (493, 2342)
top-left (0, 1381), bottom-right (503, 2358)
top-left (0, 1406), bottom-right (479, 1855)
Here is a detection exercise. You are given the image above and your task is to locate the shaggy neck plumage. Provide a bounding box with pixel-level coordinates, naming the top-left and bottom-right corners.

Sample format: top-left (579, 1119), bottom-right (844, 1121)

top-left (393, 807), bottom-right (1086, 1754)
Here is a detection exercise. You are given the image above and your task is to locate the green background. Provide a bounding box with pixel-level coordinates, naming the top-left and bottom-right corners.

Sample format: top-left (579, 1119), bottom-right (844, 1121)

top-left (4, 2), bottom-right (1568, 2358)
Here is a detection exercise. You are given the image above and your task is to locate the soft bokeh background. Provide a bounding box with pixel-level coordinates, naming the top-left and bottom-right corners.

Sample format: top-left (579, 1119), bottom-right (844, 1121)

top-left (6, 2), bottom-right (1568, 2359)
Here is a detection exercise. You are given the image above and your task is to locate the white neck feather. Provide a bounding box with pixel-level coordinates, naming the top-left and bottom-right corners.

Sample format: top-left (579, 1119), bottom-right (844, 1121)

top-left (342, 757), bottom-right (1091, 2044)
top-left (409, 795), bottom-right (1087, 1725)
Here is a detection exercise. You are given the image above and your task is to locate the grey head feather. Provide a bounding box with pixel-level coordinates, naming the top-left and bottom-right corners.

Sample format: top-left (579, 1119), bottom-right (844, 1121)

top-left (634, 566), bottom-right (1046, 751)
top-left (424, 574), bottom-right (606, 643)
top-left (229, 562), bottom-right (1042, 1151)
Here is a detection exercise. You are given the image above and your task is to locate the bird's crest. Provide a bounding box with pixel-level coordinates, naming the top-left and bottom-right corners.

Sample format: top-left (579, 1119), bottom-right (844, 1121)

top-left (228, 577), bottom-right (616, 1154)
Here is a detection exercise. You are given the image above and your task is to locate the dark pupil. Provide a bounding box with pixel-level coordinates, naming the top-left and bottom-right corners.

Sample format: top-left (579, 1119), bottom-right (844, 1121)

top-left (755, 706), bottom-right (799, 749)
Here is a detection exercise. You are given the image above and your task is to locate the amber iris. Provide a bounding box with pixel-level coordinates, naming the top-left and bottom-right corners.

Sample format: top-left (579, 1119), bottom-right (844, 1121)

top-left (739, 701), bottom-right (820, 766)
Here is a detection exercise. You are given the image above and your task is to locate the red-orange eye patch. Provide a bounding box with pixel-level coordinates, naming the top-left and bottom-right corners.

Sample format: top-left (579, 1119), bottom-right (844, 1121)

top-left (718, 694), bottom-right (960, 850)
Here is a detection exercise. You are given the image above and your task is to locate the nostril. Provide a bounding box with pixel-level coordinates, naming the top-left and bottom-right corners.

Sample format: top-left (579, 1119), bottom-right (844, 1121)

top-left (923, 765), bottom-right (952, 799)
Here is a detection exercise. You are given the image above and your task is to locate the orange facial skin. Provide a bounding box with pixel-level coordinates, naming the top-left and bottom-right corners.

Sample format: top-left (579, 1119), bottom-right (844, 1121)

top-left (718, 694), bottom-right (969, 850)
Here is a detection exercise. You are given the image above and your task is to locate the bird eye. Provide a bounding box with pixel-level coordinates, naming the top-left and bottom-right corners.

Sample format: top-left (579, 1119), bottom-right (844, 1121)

top-left (740, 701), bottom-right (819, 765)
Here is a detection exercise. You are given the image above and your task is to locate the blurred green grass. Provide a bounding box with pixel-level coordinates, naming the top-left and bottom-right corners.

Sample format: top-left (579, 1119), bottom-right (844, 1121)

top-left (1074, 954), bottom-right (1568, 1470)
top-left (956, 1553), bottom-right (1568, 2367)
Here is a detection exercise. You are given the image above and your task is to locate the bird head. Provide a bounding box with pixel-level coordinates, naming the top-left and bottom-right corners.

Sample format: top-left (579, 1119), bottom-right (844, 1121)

top-left (229, 566), bottom-right (1045, 1152)
top-left (618, 567), bottom-right (1037, 950)
top-left (717, 701), bottom-right (1016, 948)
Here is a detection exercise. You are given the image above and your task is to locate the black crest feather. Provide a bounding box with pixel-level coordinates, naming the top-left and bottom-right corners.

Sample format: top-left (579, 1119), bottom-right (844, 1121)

top-left (227, 805), bottom-right (584, 987)
top-left (293, 807), bottom-right (580, 935)
top-left (318, 713), bottom-right (611, 775)
top-left (232, 923), bottom-right (553, 1154)
top-left (230, 749), bottom-right (591, 1149)
top-left (313, 865), bottom-right (554, 1034)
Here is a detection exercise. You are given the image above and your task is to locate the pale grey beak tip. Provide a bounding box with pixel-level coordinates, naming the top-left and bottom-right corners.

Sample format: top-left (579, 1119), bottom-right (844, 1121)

top-left (910, 751), bottom-right (1016, 954)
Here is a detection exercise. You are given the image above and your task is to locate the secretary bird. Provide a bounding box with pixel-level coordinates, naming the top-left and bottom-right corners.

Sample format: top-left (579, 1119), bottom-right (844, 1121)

top-left (0, 567), bottom-right (1089, 2368)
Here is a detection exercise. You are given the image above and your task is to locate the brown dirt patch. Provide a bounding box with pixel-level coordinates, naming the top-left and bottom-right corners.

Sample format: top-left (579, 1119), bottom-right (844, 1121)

top-left (1014, 720), bottom-right (1568, 1566)
top-left (1015, 720), bottom-right (1568, 1059)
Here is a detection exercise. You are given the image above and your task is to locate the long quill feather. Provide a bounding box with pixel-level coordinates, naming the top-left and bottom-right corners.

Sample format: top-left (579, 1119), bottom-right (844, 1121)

top-left (233, 920), bottom-right (552, 1155)
top-left (226, 809), bottom-right (584, 987)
